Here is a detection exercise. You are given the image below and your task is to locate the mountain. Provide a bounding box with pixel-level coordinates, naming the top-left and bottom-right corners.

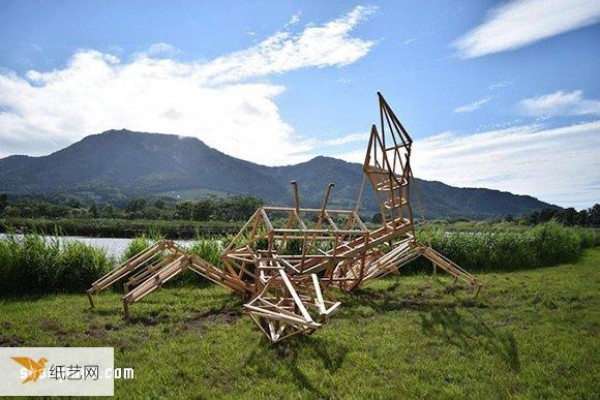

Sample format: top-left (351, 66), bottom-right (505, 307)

top-left (0, 130), bottom-right (290, 203)
top-left (0, 129), bottom-right (559, 219)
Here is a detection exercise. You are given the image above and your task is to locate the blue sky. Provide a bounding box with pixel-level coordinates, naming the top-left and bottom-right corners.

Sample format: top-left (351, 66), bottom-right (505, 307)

top-left (0, 0), bottom-right (599, 208)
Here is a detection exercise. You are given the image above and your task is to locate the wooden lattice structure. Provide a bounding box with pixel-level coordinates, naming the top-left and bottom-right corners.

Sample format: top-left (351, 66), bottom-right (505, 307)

top-left (87, 93), bottom-right (483, 342)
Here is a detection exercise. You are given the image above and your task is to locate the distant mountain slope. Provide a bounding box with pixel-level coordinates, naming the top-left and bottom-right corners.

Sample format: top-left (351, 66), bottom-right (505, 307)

top-left (0, 130), bottom-right (560, 219)
top-left (0, 130), bottom-right (289, 203)
top-left (270, 156), bottom-right (367, 210)
top-left (269, 156), bottom-right (555, 219)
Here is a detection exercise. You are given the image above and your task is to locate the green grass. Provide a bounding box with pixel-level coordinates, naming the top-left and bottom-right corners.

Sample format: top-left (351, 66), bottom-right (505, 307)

top-left (1, 249), bottom-right (599, 398)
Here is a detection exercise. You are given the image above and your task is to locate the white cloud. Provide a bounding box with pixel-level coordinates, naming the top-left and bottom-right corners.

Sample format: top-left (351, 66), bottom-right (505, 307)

top-left (488, 81), bottom-right (513, 90)
top-left (287, 11), bottom-right (302, 26)
top-left (0, 6), bottom-right (376, 166)
top-left (143, 42), bottom-right (181, 58)
top-left (197, 5), bottom-right (376, 84)
top-left (520, 90), bottom-right (600, 117)
top-left (324, 132), bottom-right (367, 146)
top-left (333, 121), bottom-right (600, 209)
top-left (454, 0), bottom-right (600, 58)
top-left (453, 97), bottom-right (491, 113)
top-left (413, 122), bottom-right (600, 209)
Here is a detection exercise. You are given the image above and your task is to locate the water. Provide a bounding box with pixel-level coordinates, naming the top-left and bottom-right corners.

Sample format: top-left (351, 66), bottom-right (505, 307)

top-left (0, 234), bottom-right (194, 259)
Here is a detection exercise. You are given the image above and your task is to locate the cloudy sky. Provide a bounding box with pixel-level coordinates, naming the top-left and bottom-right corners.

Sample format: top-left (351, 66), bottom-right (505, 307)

top-left (0, 0), bottom-right (599, 209)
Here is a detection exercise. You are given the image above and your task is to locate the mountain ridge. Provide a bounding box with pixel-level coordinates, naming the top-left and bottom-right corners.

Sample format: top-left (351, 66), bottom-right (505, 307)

top-left (0, 129), bottom-right (560, 219)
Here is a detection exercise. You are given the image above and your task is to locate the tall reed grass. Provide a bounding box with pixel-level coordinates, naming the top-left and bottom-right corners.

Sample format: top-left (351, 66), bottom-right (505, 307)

top-left (188, 239), bottom-right (223, 267)
top-left (413, 221), bottom-right (597, 273)
top-left (120, 235), bottom-right (154, 262)
top-left (0, 234), bottom-right (111, 295)
top-left (1, 222), bottom-right (595, 296)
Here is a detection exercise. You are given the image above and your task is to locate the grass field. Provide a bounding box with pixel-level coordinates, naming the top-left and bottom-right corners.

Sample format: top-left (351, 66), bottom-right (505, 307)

top-left (1, 249), bottom-right (600, 399)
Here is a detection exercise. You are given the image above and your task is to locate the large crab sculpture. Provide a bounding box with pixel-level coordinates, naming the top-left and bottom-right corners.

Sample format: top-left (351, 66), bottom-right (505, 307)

top-left (87, 93), bottom-right (482, 342)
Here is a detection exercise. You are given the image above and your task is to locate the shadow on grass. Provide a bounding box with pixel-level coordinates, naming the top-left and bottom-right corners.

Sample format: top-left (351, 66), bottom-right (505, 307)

top-left (245, 336), bottom-right (348, 398)
top-left (420, 307), bottom-right (521, 372)
top-left (337, 280), bottom-right (487, 315)
top-left (336, 280), bottom-right (519, 372)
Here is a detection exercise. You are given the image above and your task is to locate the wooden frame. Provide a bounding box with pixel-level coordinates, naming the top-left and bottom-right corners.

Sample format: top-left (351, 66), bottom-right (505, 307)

top-left (87, 93), bottom-right (483, 342)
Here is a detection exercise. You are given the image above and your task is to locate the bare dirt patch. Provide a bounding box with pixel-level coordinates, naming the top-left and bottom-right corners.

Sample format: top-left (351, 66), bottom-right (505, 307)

top-left (0, 335), bottom-right (25, 346)
top-left (85, 325), bottom-right (107, 339)
top-left (186, 310), bottom-right (242, 331)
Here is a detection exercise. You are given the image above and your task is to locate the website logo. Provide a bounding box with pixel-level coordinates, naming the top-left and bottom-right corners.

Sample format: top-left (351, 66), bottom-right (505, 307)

top-left (0, 347), bottom-right (115, 396)
top-left (11, 357), bottom-right (48, 383)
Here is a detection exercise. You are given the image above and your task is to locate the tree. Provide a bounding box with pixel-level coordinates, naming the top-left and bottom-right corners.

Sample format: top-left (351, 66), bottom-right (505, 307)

top-left (538, 208), bottom-right (558, 223)
top-left (175, 201), bottom-right (194, 220)
top-left (126, 198), bottom-right (147, 212)
top-left (3, 205), bottom-right (20, 218)
top-left (0, 193), bottom-right (7, 216)
top-left (589, 204), bottom-right (600, 227)
top-left (215, 195), bottom-right (262, 221)
top-left (89, 203), bottom-right (99, 219)
top-left (558, 207), bottom-right (577, 226)
top-left (192, 199), bottom-right (213, 221)
top-left (576, 209), bottom-right (588, 226)
top-left (527, 211), bottom-right (539, 226)
top-left (102, 203), bottom-right (115, 218)
top-left (371, 212), bottom-right (382, 224)
top-left (66, 197), bottom-right (81, 208)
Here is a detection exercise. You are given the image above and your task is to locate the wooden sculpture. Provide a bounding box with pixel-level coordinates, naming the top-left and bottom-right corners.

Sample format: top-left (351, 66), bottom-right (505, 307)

top-left (87, 93), bottom-right (483, 342)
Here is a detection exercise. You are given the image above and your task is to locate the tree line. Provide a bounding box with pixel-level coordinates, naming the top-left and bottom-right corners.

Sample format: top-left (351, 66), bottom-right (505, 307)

top-left (524, 204), bottom-right (600, 227)
top-left (1, 192), bottom-right (598, 228)
top-left (0, 193), bottom-right (263, 222)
